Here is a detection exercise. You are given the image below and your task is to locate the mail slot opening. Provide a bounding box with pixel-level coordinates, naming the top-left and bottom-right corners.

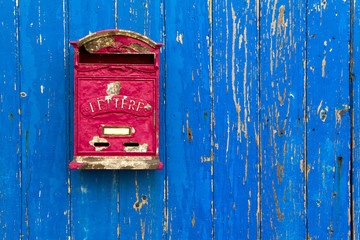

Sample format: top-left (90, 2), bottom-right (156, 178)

top-left (123, 142), bottom-right (140, 147)
top-left (79, 47), bottom-right (155, 64)
top-left (94, 142), bottom-right (110, 147)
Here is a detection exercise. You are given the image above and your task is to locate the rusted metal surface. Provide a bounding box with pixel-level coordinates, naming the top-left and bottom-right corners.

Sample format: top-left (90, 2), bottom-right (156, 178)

top-left (84, 38), bottom-right (152, 54)
top-left (70, 156), bottom-right (160, 170)
top-left (106, 81), bottom-right (121, 95)
top-left (84, 36), bottom-right (116, 53)
top-left (76, 29), bottom-right (158, 49)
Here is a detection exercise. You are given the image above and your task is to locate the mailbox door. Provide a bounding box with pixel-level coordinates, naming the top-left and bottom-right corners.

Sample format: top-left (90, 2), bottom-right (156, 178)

top-left (76, 77), bottom-right (157, 155)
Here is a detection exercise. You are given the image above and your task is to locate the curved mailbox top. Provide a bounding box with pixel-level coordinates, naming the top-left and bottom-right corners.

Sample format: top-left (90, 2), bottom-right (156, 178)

top-left (70, 29), bottom-right (163, 54)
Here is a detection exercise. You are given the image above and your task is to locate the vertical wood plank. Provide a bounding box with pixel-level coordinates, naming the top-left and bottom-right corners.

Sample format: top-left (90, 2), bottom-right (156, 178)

top-left (352, 0), bottom-right (360, 238)
top-left (165, 1), bottom-right (213, 239)
top-left (19, 0), bottom-right (69, 238)
top-left (260, 0), bottom-right (307, 239)
top-left (118, 170), bottom-right (164, 240)
top-left (116, 1), bottom-right (166, 239)
top-left (68, 0), bottom-right (120, 239)
top-left (0, 0), bottom-right (21, 238)
top-left (212, 0), bottom-right (259, 239)
top-left (307, 1), bottom-right (351, 239)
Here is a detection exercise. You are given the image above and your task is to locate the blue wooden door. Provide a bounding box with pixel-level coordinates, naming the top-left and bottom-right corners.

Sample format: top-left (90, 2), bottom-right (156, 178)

top-left (1, 0), bottom-right (360, 239)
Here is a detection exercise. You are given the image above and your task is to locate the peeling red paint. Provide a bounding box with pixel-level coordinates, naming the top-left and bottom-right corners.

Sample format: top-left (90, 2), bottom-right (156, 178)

top-left (69, 162), bottom-right (86, 170)
top-left (157, 161), bottom-right (163, 170)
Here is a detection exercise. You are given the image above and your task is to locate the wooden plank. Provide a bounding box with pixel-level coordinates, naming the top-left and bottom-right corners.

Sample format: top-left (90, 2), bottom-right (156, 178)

top-left (165, 1), bottom-right (213, 239)
top-left (306, 1), bottom-right (351, 239)
top-left (0, 0), bottom-right (21, 238)
top-left (18, 0), bottom-right (69, 238)
top-left (119, 171), bottom-right (165, 239)
top-left (70, 171), bottom-right (119, 239)
top-left (116, 0), bottom-right (163, 37)
top-left (68, 0), bottom-right (120, 239)
top-left (352, 0), bottom-right (360, 238)
top-left (259, 0), bottom-right (307, 238)
top-left (116, 1), bottom-right (166, 239)
top-left (212, 0), bottom-right (259, 239)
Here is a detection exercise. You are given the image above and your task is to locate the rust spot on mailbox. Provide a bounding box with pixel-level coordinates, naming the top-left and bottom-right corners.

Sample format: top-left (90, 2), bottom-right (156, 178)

top-left (69, 30), bottom-right (163, 170)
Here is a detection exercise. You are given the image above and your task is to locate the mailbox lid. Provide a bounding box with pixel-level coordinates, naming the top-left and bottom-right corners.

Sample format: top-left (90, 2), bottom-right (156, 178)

top-left (75, 30), bottom-right (161, 53)
top-left (76, 77), bottom-right (158, 155)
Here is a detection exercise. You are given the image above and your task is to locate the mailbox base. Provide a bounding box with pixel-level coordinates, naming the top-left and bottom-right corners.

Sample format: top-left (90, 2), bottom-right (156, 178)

top-left (70, 156), bottom-right (161, 170)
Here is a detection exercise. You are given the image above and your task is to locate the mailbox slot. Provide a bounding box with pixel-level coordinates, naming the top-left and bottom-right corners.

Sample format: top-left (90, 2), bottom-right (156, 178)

top-left (79, 47), bottom-right (155, 64)
top-left (94, 142), bottom-right (110, 147)
top-left (123, 142), bottom-right (140, 147)
top-left (70, 29), bottom-right (162, 170)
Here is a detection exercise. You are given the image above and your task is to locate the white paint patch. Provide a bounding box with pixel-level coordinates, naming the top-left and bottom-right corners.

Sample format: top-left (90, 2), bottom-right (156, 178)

top-left (106, 81), bottom-right (121, 96)
top-left (239, 34), bottom-right (243, 49)
top-left (81, 186), bottom-right (88, 194)
top-left (317, 100), bottom-right (323, 114)
top-left (124, 143), bottom-right (148, 153)
top-left (336, 105), bottom-right (350, 123)
top-left (322, 56), bottom-right (326, 77)
top-left (176, 31), bottom-right (183, 44)
top-left (226, 113), bottom-right (230, 162)
top-left (231, 3), bottom-right (242, 141)
top-left (40, 85), bottom-right (44, 94)
top-left (321, 1), bottom-right (327, 10)
top-left (89, 135), bottom-right (109, 151)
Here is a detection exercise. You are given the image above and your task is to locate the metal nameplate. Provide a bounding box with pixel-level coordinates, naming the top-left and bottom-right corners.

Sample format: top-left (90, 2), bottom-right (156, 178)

top-left (102, 126), bottom-right (132, 136)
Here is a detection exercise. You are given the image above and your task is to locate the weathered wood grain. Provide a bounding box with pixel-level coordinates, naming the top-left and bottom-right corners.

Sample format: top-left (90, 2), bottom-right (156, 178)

top-left (212, 0), bottom-right (259, 239)
top-left (18, 0), bottom-right (69, 238)
top-left (116, 1), bottom-right (166, 239)
top-left (306, 1), bottom-right (351, 239)
top-left (352, 0), bottom-right (360, 239)
top-left (165, 1), bottom-right (213, 239)
top-left (0, 0), bottom-right (21, 238)
top-left (0, 0), bottom-right (358, 239)
top-left (69, 1), bottom-right (119, 239)
top-left (260, 0), bottom-right (307, 239)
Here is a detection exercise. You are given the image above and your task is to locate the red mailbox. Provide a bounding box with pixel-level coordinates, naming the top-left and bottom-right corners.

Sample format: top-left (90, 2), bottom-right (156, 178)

top-left (69, 30), bottom-right (163, 170)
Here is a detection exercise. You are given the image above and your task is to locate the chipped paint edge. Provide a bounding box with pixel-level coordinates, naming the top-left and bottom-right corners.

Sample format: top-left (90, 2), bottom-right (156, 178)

top-left (70, 156), bottom-right (162, 170)
top-left (73, 29), bottom-right (161, 49)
